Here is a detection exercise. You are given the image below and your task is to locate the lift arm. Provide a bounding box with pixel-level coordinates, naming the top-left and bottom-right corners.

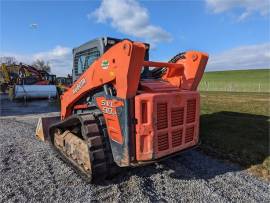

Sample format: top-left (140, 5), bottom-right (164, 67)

top-left (60, 40), bottom-right (146, 119)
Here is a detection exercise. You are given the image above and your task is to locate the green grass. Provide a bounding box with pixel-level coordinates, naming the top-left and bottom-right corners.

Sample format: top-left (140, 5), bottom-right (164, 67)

top-left (199, 69), bottom-right (270, 92)
top-left (200, 91), bottom-right (270, 181)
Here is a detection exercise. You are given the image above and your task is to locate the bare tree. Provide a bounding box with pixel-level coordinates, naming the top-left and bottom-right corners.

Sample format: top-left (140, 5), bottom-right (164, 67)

top-left (32, 59), bottom-right (51, 73)
top-left (0, 56), bottom-right (17, 65)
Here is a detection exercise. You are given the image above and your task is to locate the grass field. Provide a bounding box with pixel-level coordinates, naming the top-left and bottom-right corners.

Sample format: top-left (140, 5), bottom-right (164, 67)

top-left (199, 69), bottom-right (270, 92)
top-left (200, 91), bottom-right (270, 180)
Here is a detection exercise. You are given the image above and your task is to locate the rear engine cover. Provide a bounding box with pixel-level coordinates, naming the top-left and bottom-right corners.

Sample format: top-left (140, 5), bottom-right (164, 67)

top-left (135, 91), bottom-right (200, 161)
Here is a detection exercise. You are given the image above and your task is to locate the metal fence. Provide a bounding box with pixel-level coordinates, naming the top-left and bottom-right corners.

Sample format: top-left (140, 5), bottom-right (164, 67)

top-left (199, 81), bottom-right (270, 93)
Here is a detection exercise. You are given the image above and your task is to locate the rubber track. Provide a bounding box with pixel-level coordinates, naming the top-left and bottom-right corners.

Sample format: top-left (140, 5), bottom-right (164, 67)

top-left (48, 113), bottom-right (117, 182)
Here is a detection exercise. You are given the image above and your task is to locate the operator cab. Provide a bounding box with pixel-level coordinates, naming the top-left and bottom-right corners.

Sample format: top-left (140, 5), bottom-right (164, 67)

top-left (72, 37), bottom-right (150, 82)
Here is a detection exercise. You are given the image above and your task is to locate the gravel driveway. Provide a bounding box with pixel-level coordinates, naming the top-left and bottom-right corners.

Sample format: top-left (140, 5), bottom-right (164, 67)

top-left (0, 113), bottom-right (269, 202)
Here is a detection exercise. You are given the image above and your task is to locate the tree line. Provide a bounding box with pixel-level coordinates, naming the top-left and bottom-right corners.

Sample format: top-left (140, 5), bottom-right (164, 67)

top-left (0, 56), bottom-right (51, 73)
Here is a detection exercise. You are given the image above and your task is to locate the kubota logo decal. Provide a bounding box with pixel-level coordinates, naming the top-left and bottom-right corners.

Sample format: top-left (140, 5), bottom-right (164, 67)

top-left (101, 60), bottom-right (109, 69)
top-left (72, 78), bottom-right (86, 94)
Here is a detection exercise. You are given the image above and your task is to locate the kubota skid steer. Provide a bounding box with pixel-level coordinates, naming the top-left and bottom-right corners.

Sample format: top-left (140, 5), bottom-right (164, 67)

top-left (36, 37), bottom-right (208, 182)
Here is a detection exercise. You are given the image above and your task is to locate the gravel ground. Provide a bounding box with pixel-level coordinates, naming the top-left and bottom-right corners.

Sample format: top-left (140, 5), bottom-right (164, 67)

top-left (0, 113), bottom-right (269, 202)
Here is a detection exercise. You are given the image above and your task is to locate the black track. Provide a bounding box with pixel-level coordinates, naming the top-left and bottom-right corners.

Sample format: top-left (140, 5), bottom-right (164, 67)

top-left (48, 112), bottom-right (118, 182)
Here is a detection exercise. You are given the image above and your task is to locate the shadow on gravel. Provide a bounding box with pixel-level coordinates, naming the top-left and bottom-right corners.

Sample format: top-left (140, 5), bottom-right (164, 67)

top-left (92, 148), bottom-right (242, 189)
top-left (93, 111), bottom-right (269, 187)
top-left (0, 93), bottom-right (60, 116)
top-left (199, 111), bottom-right (269, 173)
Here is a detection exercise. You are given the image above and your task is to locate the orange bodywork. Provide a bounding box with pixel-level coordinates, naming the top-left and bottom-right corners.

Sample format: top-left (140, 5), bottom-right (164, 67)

top-left (135, 82), bottom-right (200, 161)
top-left (162, 51), bottom-right (208, 90)
top-left (61, 40), bottom-right (207, 119)
top-left (61, 40), bottom-right (146, 119)
top-left (60, 39), bottom-right (208, 163)
top-left (96, 97), bottom-right (124, 144)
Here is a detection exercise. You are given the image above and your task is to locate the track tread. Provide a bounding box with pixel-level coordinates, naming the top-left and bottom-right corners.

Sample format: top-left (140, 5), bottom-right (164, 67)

top-left (48, 112), bottom-right (118, 182)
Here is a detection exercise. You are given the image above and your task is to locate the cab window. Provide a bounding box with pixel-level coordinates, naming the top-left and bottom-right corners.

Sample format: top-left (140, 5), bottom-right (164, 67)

top-left (76, 47), bottom-right (100, 74)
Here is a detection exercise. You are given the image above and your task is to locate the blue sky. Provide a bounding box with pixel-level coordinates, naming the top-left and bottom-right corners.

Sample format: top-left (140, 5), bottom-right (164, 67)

top-left (1, 0), bottom-right (269, 76)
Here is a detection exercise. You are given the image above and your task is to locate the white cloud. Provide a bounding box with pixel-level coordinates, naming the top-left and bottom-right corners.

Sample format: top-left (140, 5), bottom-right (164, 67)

top-left (207, 43), bottom-right (270, 71)
top-left (90, 0), bottom-right (172, 44)
top-left (206, 0), bottom-right (270, 20)
top-left (0, 46), bottom-right (72, 76)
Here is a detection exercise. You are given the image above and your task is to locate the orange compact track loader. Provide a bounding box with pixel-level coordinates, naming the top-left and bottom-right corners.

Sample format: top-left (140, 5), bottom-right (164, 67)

top-left (36, 37), bottom-right (208, 182)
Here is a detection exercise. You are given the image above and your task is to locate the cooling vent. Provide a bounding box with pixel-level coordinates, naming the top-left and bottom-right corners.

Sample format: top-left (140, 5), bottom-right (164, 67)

top-left (186, 99), bottom-right (196, 123)
top-left (157, 103), bottom-right (168, 130)
top-left (158, 133), bottom-right (169, 151)
top-left (171, 108), bottom-right (184, 127)
top-left (172, 129), bottom-right (183, 147)
top-left (185, 127), bottom-right (194, 143)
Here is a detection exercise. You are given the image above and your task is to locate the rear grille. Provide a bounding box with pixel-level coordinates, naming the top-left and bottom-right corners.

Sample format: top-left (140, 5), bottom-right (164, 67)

top-left (171, 108), bottom-right (184, 126)
top-left (157, 103), bottom-right (168, 130)
top-left (187, 99), bottom-right (196, 123)
top-left (155, 98), bottom-right (197, 153)
top-left (172, 129), bottom-right (183, 147)
top-left (185, 127), bottom-right (194, 143)
top-left (158, 133), bottom-right (169, 151)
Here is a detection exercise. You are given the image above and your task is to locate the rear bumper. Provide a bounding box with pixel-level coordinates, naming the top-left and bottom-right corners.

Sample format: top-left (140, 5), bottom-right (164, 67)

top-left (131, 144), bottom-right (199, 166)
